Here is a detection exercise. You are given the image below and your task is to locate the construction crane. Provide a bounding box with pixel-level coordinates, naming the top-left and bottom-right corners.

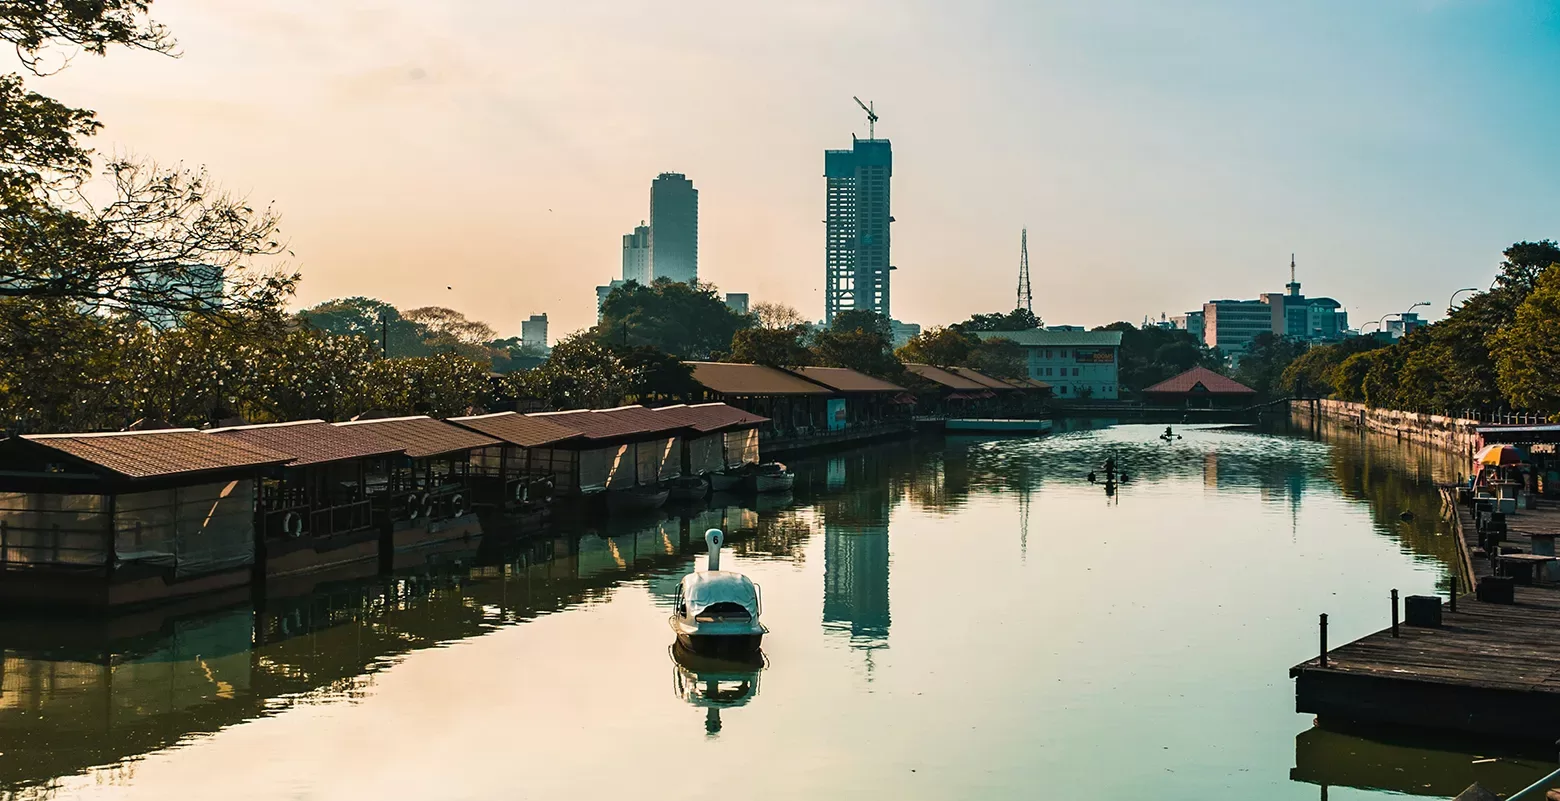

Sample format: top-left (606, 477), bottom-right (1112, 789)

top-left (1017, 227), bottom-right (1033, 313)
top-left (853, 96), bottom-right (878, 139)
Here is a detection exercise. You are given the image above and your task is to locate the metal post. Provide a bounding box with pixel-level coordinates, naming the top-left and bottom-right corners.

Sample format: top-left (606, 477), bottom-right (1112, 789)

top-left (1319, 613), bottom-right (1328, 667)
top-left (1391, 589), bottom-right (1400, 637)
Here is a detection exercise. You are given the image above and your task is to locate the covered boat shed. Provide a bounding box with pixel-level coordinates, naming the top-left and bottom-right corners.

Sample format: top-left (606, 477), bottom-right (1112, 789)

top-left (446, 411), bottom-right (584, 507)
top-left (525, 406), bottom-right (696, 495)
top-left (0, 429), bottom-right (290, 608)
top-left (785, 366), bottom-right (912, 430)
top-left (902, 363), bottom-right (994, 416)
top-left (686, 361), bottom-right (834, 435)
top-left (329, 416), bottom-right (502, 522)
top-left (205, 420), bottom-right (406, 576)
top-left (650, 403), bottom-right (768, 476)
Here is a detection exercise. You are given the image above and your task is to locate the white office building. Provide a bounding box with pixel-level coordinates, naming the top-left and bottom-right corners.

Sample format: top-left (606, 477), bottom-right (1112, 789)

top-left (974, 329), bottom-right (1124, 400)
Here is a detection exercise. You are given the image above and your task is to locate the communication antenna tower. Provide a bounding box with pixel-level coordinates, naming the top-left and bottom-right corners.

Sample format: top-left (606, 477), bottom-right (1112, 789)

top-left (1017, 227), bottom-right (1033, 313)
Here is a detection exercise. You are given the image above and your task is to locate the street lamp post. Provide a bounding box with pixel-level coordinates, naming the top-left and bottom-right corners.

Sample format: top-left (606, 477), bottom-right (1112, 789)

top-left (1448, 287), bottom-right (1478, 314)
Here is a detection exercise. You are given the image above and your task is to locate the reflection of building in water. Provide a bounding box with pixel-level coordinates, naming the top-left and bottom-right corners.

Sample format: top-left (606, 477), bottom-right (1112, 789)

top-left (1203, 451), bottom-right (1219, 489)
top-left (822, 523), bottom-right (891, 652)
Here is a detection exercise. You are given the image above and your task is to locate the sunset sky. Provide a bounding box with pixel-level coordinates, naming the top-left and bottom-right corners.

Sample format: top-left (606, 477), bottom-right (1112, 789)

top-left (23, 0), bottom-right (1560, 340)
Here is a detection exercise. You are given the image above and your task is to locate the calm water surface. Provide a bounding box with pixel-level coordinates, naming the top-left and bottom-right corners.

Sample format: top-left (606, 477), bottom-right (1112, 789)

top-left (1, 422), bottom-right (1550, 800)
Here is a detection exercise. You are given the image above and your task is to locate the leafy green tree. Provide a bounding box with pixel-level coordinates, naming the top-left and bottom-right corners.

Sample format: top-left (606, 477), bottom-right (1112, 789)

top-left (510, 333), bottom-right (632, 409)
top-left (0, 299), bottom-right (144, 432)
top-left (1334, 349), bottom-right (1382, 402)
top-left (959, 308), bottom-right (1041, 332)
top-left (1490, 264), bottom-right (1560, 413)
top-left (1494, 240), bottom-right (1560, 297)
top-left (488, 336), bottom-right (548, 373)
top-left (1093, 322), bottom-right (1219, 393)
top-left (595, 278), bottom-right (750, 359)
top-left (896, 326), bottom-right (973, 367)
top-left (362, 354), bottom-right (490, 417)
top-left (813, 311), bottom-right (901, 378)
top-left (751, 301), bottom-right (807, 330)
top-left (967, 337), bottom-right (1026, 380)
top-left (403, 306), bottom-right (496, 360)
top-left (251, 330), bottom-right (374, 422)
top-left (1232, 333), bottom-right (1309, 400)
top-left (616, 346), bottom-right (699, 403)
top-left (730, 326), bottom-right (813, 367)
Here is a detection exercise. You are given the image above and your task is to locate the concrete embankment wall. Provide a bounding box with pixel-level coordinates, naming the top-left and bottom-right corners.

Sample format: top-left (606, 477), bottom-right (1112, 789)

top-left (1291, 399), bottom-right (1482, 458)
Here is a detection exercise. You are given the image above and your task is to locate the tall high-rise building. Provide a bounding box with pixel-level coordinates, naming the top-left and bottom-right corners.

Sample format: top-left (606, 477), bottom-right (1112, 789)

top-left (521, 314), bottom-right (549, 350)
top-left (649, 173), bottom-right (698, 283)
top-left (621, 222), bottom-right (650, 284)
top-left (824, 136), bottom-right (893, 324)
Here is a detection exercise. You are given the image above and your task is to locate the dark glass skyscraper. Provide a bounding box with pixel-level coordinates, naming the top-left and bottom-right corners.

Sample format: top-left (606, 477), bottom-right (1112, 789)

top-left (824, 137), bottom-right (892, 324)
top-left (649, 173), bottom-right (698, 283)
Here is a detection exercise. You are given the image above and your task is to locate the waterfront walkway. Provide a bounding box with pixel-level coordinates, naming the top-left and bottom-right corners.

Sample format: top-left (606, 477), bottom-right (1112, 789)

top-left (1291, 493), bottom-right (1560, 744)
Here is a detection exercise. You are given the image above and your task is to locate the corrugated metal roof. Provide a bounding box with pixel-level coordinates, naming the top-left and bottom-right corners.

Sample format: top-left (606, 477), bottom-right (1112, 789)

top-left (973, 330), bottom-right (1124, 348)
top-left (206, 420), bottom-right (406, 467)
top-left (448, 411), bottom-right (584, 448)
top-left (903, 363), bottom-right (987, 391)
top-left (1143, 367), bottom-right (1256, 395)
top-left (652, 403), bottom-right (769, 433)
top-left (946, 367), bottom-right (1023, 390)
top-left (21, 429), bottom-right (290, 480)
top-left (332, 416), bottom-right (501, 458)
top-left (787, 366), bottom-right (907, 393)
top-left (687, 361), bottom-right (833, 396)
top-left (530, 405), bottom-right (689, 441)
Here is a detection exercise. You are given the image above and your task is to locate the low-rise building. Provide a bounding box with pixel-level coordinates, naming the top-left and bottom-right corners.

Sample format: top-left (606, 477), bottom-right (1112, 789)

top-left (1386, 312), bottom-right (1425, 340)
top-left (521, 314), bottom-right (549, 350)
top-left (973, 330), bottom-right (1123, 400)
top-left (1142, 367), bottom-right (1256, 409)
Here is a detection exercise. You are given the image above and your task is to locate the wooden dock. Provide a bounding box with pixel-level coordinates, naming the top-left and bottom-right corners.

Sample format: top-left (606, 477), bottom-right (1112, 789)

top-left (1291, 490), bottom-right (1560, 744)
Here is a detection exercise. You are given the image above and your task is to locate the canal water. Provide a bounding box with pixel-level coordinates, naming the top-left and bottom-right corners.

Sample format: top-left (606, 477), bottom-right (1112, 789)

top-left (0, 422), bottom-right (1550, 800)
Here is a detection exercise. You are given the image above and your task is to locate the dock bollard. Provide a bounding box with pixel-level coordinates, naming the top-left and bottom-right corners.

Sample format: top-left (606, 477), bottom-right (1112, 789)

top-left (1319, 613), bottom-right (1328, 667)
top-left (1391, 589), bottom-right (1400, 638)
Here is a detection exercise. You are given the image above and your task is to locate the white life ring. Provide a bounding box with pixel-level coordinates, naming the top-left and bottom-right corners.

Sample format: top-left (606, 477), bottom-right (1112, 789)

top-left (281, 511), bottom-right (304, 538)
top-left (405, 493), bottom-right (423, 520)
top-left (513, 481), bottom-right (528, 503)
top-left (538, 477), bottom-right (555, 502)
top-left (450, 493), bottom-right (468, 517)
top-left (422, 494), bottom-right (438, 519)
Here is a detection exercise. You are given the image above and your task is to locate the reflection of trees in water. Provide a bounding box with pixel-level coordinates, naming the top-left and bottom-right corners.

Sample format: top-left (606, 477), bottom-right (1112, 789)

top-left (1307, 416), bottom-right (1466, 571)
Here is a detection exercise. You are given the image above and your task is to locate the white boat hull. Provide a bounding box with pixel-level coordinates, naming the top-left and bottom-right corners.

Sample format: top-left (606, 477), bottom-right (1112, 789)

top-left (748, 473), bottom-right (794, 494)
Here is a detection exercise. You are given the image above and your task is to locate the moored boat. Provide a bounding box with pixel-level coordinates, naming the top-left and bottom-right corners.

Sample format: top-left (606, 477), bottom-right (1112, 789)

top-left (708, 470), bottom-right (745, 493)
top-left (606, 484), bottom-right (670, 513)
top-left (667, 475), bottom-right (710, 503)
top-left (669, 529), bottom-right (766, 656)
top-left (746, 462), bottom-right (794, 494)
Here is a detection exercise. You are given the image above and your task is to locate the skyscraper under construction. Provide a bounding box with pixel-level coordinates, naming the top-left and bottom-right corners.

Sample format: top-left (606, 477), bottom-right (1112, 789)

top-left (824, 136), bottom-right (893, 324)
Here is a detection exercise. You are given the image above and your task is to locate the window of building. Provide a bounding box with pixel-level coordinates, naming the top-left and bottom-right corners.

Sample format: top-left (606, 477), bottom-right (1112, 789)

top-left (1057, 386), bottom-right (1066, 394)
top-left (1072, 367), bottom-right (1080, 377)
top-left (1044, 349), bottom-right (1052, 359)
top-left (1059, 349), bottom-right (1069, 358)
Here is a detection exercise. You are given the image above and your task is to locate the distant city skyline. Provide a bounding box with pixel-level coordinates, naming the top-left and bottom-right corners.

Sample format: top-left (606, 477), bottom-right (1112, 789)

top-left (31, 1), bottom-right (1559, 339)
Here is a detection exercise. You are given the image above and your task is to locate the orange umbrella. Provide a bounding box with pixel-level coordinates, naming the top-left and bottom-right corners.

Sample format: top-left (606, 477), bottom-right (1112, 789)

top-left (1474, 444), bottom-right (1524, 466)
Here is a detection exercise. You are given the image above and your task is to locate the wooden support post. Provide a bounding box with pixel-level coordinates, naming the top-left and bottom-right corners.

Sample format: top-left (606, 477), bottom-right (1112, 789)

top-left (1391, 589), bottom-right (1400, 637)
top-left (1450, 575), bottom-right (1458, 613)
top-left (1319, 613), bottom-right (1328, 667)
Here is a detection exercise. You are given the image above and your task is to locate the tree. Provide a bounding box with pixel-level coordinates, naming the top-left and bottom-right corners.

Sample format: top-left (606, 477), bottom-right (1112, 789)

top-left (1094, 322), bottom-right (1219, 393)
top-left (959, 308), bottom-right (1040, 332)
top-left (1490, 264), bottom-right (1560, 413)
top-left (1494, 240), bottom-right (1560, 297)
top-left (1279, 335), bottom-right (1384, 398)
top-left (2, 6), bottom-right (294, 324)
top-left (1232, 333), bottom-right (1309, 400)
top-left (298, 297), bottom-right (427, 356)
top-left (615, 345), bottom-right (699, 403)
top-left (511, 333), bottom-right (632, 409)
top-left (2, 1), bottom-right (174, 75)
top-left (487, 336), bottom-right (548, 373)
top-left (730, 325), bottom-right (813, 367)
top-left (594, 278), bottom-right (750, 359)
top-left (813, 328), bottom-right (902, 378)
top-left (829, 309), bottom-right (891, 338)
top-left (751, 301), bottom-right (806, 330)
top-left (0, 298), bottom-right (144, 432)
top-left (967, 337), bottom-right (1026, 380)
top-left (362, 354), bottom-right (490, 417)
top-left (1334, 349), bottom-right (1385, 403)
top-left (403, 306), bottom-right (496, 359)
top-left (896, 327), bottom-right (974, 367)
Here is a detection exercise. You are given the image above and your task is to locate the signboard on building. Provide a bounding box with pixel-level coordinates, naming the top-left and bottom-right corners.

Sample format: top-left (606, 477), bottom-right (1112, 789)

top-left (1074, 349), bottom-right (1116, 364)
top-left (827, 398), bottom-right (848, 431)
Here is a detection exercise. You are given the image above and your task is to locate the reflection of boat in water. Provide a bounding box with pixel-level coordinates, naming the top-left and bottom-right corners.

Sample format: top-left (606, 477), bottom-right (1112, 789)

top-left (747, 462), bottom-right (795, 494)
top-left (604, 485), bottom-right (670, 513)
top-left (708, 470), bottom-right (745, 493)
top-left (669, 529), bottom-right (766, 655)
top-left (666, 475), bottom-right (710, 503)
top-left (1291, 723), bottom-right (1552, 798)
top-left (670, 642), bottom-right (764, 735)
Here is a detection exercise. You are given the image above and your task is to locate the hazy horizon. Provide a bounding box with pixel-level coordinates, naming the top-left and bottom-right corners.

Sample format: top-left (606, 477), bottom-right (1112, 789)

top-left (22, 0), bottom-right (1560, 340)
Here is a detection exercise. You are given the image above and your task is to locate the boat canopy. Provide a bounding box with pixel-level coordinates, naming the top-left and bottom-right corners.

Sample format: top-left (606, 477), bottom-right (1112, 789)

top-left (679, 571), bottom-right (760, 617)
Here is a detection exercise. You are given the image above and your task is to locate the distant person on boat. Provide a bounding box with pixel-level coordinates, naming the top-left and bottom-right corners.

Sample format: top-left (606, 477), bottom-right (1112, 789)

top-left (1104, 457), bottom-right (1116, 475)
top-left (1164, 426), bottom-right (1174, 438)
top-left (1087, 471), bottom-right (1097, 483)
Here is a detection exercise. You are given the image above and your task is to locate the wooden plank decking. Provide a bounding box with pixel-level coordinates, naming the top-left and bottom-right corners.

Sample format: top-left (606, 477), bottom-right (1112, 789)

top-left (1291, 490), bottom-right (1560, 744)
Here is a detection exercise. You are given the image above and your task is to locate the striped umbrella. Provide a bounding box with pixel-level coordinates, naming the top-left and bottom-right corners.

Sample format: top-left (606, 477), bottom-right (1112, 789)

top-left (1474, 443), bottom-right (1525, 466)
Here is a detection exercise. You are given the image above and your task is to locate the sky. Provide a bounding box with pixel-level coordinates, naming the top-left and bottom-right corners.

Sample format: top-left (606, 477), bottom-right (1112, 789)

top-left (19, 0), bottom-right (1560, 341)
